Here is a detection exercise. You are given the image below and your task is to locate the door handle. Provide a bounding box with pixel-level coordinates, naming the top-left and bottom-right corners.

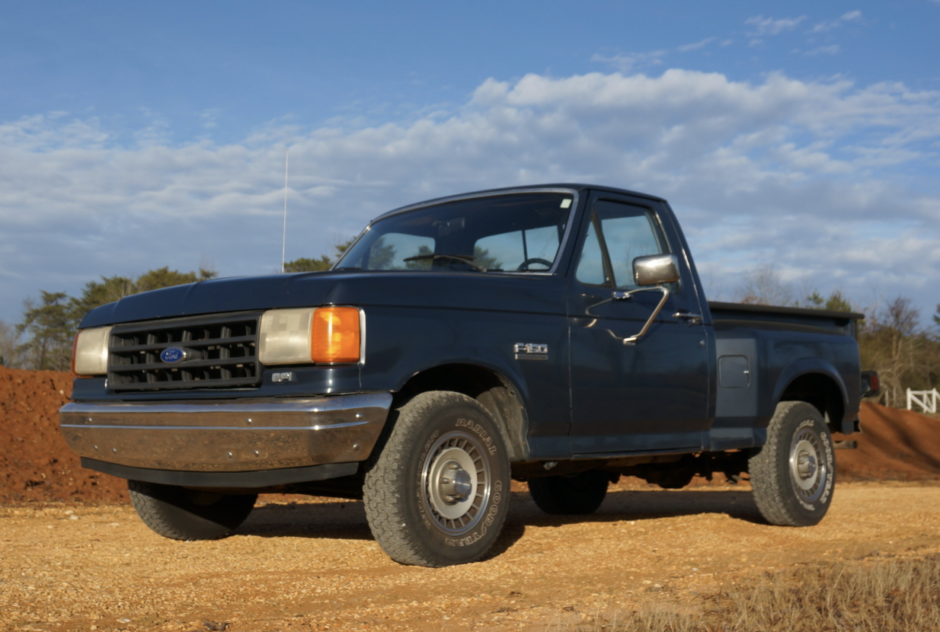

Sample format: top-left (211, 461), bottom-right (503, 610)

top-left (673, 312), bottom-right (702, 324)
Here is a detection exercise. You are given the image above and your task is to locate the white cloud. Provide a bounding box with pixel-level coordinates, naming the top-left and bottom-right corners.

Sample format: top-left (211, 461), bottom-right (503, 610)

top-left (745, 15), bottom-right (807, 36)
top-left (805, 45), bottom-right (842, 56)
top-left (593, 37), bottom-right (718, 74)
top-left (678, 38), bottom-right (716, 53)
top-left (200, 108), bottom-right (221, 129)
top-left (591, 50), bottom-right (667, 73)
top-left (813, 10), bottom-right (862, 32)
top-left (1, 69), bottom-right (939, 324)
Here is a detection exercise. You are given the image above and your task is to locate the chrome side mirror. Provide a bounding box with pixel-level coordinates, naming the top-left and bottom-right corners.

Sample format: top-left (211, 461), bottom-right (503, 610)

top-left (633, 254), bottom-right (680, 286)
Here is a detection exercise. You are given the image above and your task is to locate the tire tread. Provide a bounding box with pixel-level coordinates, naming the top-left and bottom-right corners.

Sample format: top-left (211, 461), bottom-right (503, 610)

top-left (363, 391), bottom-right (510, 567)
top-left (128, 480), bottom-right (255, 541)
top-left (749, 401), bottom-right (833, 527)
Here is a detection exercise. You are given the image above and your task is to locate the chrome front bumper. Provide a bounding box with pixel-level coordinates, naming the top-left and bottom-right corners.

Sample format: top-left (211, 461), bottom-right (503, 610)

top-left (59, 393), bottom-right (393, 472)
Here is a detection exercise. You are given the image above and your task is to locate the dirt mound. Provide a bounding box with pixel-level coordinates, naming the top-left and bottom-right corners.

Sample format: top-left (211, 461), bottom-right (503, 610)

top-left (1, 368), bottom-right (938, 504)
top-left (837, 401), bottom-right (940, 481)
top-left (0, 367), bottom-right (126, 504)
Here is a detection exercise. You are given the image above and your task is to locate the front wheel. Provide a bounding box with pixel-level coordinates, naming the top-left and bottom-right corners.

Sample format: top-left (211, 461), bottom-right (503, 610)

top-left (363, 391), bottom-right (511, 567)
top-left (128, 480), bottom-right (257, 540)
top-left (748, 401), bottom-right (835, 527)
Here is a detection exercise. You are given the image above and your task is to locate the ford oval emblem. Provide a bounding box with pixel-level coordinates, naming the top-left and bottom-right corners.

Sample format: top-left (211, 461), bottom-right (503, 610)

top-left (160, 347), bottom-right (188, 364)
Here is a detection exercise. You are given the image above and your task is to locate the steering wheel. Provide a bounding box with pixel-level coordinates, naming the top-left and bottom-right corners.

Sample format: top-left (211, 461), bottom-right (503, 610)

top-left (516, 258), bottom-right (553, 271)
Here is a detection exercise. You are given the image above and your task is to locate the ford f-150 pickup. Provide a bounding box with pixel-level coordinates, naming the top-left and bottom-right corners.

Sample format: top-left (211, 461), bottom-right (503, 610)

top-left (60, 184), bottom-right (870, 567)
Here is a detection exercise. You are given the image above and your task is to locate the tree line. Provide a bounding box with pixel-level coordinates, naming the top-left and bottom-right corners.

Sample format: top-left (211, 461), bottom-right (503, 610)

top-left (736, 263), bottom-right (940, 408)
top-left (2, 256), bottom-right (938, 410)
top-left (0, 243), bottom-right (351, 372)
top-left (1, 267), bottom-right (218, 371)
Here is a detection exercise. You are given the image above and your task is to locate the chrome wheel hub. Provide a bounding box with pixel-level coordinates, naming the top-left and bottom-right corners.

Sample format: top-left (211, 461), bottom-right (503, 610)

top-left (789, 427), bottom-right (827, 503)
top-left (438, 460), bottom-right (473, 504)
top-left (422, 432), bottom-right (491, 535)
top-left (796, 450), bottom-right (818, 480)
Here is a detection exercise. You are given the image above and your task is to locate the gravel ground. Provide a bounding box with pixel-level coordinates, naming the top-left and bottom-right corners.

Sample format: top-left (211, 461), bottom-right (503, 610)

top-left (3, 481), bottom-right (940, 632)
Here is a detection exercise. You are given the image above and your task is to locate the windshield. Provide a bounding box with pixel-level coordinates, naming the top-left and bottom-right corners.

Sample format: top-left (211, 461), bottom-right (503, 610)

top-left (336, 192), bottom-right (575, 273)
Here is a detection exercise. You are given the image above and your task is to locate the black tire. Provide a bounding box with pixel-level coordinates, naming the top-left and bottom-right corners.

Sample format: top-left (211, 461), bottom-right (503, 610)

top-left (362, 391), bottom-right (511, 567)
top-left (529, 470), bottom-right (609, 515)
top-left (748, 401), bottom-right (835, 527)
top-left (128, 480), bottom-right (257, 541)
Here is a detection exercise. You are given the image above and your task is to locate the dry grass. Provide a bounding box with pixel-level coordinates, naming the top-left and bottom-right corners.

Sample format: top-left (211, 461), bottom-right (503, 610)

top-left (572, 554), bottom-right (940, 632)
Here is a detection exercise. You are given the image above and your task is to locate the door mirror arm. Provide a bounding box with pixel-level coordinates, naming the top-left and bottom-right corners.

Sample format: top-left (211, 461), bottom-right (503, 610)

top-left (611, 286), bottom-right (671, 345)
top-left (608, 252), bottom-right (680, 345)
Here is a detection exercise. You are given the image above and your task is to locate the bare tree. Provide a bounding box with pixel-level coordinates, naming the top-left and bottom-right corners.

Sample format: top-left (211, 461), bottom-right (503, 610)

top-left (732, 268), bottom-right (939, 407)
top-left (857, 296), bottom-right (937, 407)
top-left (16, 292), bottom-right (74, 372)
top-left (735, 263), bottom-right (795, 307)
top-left (0, 319), bottom-right (22, 368)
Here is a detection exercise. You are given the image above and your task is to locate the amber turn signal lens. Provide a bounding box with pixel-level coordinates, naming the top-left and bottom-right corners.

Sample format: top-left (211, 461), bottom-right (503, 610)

top-left (311, 307), bottom-right (361, 363)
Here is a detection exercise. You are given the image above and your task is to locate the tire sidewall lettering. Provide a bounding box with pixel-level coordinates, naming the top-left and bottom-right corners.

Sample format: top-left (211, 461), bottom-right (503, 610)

top-left (416, 412), bottom-right (505, 548)
top-left (455, 417), bottom-right (499, 456)
top-left (445, 480), bottom-right (503, 548)
top-left (818, 425), bottom-right (834, 506)
top-left (791, 418), bottom-right (834, 514)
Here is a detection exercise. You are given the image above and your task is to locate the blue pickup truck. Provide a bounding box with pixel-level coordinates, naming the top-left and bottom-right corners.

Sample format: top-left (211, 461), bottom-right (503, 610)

top-left (60, 184), bottom-right (869, 567)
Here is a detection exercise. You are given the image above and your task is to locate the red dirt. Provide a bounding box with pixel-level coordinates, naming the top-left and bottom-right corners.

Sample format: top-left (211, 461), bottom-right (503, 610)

top-left (0, 367), bottom-right (126, 504)
top-left (836, 401), bottom-right (940, 481)
top-left (1, 366), bottom-right (938, 504)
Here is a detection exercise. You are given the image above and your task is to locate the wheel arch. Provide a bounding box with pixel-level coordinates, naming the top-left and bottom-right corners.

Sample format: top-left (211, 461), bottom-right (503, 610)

top-left (773, 358), bottom-right (849, 434)
top-left (393, 363), bottom-right (531, 462)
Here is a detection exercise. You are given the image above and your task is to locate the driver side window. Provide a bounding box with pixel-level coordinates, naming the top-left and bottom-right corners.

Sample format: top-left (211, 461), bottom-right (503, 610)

top-left (575, 201), bottom-right (667, 289)
top-left (475, 226), bottom-right (560, 272)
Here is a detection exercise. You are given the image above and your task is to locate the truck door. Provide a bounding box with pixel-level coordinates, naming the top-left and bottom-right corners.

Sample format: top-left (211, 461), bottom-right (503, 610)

top-left (568, 193), bottom-right (710, 454)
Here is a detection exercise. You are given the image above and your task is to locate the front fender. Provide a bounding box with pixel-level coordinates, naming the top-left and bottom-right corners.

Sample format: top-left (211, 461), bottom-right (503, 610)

top-left (360, 304), bottom-right (571, 446)
top-left (397, 351), bottom-right (533, 411)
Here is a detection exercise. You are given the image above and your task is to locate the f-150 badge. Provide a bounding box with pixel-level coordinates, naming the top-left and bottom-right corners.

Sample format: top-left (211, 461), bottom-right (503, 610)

top-left (514, 343), bottom-right (548, 360)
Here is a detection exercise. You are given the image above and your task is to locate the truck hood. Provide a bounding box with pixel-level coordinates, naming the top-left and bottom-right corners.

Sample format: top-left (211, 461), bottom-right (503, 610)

top-left (80, 270), bottom-right (566, 328)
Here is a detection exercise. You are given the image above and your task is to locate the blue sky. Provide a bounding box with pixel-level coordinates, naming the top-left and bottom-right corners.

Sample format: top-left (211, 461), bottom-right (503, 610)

top-left (1, 0), bottom-right (939, 326)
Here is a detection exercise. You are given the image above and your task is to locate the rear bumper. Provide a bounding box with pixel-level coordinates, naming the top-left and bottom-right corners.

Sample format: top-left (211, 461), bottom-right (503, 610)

top-left (59, 393), bottom-right (393, 473)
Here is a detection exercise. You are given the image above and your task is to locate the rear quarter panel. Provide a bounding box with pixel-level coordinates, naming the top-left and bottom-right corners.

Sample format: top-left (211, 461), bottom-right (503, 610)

top-left (712, 320), bottom-right (861, 448)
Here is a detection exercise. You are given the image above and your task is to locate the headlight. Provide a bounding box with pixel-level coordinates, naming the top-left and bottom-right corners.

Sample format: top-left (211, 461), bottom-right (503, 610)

top-left (72, 326), bottom-right (113, 375)
top-left (259, 307), bottom-right (362, 365)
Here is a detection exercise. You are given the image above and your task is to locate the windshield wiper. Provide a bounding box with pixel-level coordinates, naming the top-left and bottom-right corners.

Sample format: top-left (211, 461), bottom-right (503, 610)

top-left (402, 253), bottom-right (487, 272)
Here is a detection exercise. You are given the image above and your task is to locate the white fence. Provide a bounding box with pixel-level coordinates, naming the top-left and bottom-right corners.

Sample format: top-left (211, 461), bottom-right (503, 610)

top-left (907, 388), bottom-right (939, 414)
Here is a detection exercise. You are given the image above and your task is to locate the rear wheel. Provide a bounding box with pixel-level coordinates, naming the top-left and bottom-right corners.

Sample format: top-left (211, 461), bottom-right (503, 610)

top-left (363, 391), bottom-right (511, 567)
top-left (748, 401), bottom-right (835, 526)
top-left (529, 470), bottom-right (609, 515)
top-left (128, 480), bottom-right (257, 540)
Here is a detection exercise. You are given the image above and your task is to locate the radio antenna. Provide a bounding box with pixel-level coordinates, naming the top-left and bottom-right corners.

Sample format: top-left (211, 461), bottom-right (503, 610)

top-left (280, 147), bottom-right (289, 273)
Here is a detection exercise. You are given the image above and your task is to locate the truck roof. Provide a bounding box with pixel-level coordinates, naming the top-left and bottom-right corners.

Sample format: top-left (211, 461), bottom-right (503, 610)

top-left (374, 183), bottom-right (667, 222)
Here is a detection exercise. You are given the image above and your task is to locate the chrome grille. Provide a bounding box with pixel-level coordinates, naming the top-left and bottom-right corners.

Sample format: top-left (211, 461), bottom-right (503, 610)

top-left (108, 312), bottom-right (261, 391)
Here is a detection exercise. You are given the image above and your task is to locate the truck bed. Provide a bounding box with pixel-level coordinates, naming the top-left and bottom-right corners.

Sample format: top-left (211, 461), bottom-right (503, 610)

top-left (708, 301), bottom-right (863, 337)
